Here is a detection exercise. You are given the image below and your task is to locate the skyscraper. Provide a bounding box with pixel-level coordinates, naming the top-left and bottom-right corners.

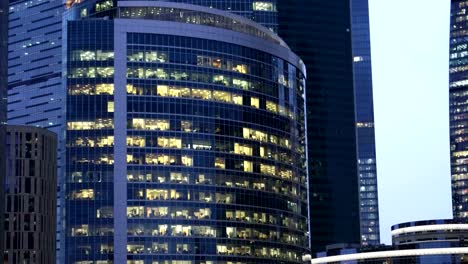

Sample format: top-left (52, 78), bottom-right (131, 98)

top-left (351, 0), bottom-right (380, 245)
top-left (450, 0), bottom-right (468, 218)
top-left (277, 0), bottom-right (361, 252)
top-left (65, 1), bottom-right (308, 263)
top-left (7, 0), bottom-right (66, 259)
top-left (4, 125), bottom-right (57, 264)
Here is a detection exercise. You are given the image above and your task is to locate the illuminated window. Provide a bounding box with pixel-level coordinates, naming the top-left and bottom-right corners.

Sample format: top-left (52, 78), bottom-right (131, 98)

top-left (170, 71), bottom-right (189, 81)
top-left (152, 242), bottom-right (168, 253)
top-left (253, 1), bottom-right (274, 11)
top-left (243, 128), bottom-right (268, 142)
top-left (196, 174), bottom-right (211, 184)
top-left (70, 67), bottom-right (95, 78)
top-left (212, 58), bottom-right (223, 68)
top-left (234, 143), bottom-right (253, 156)
top-left (266, 101), bottom-right (278, 113)
top-left (213, 90), bottom-right (231, 102)
top-left (269, 135), bottom-right (278, 144)
top-left (72, 225), bottom-right (89, 236)
top-left (261, 164), bottom-right (276, 175)
top-left (96, 67), bottom-right (114, 78)
top-left (170, 172), bottom-right (188, 183)
top-left (194, 208), bottom-right (211, 219)
top-left (192, 89), bottom-right (212, 100)
top-left (68, 84), bottom-right (92, 95)
top-left (145, 154), bottom-right (176, 165)
top-left (71, 189), bottom-right (95, 200)
top-left (233, 94), bottom-right (243, 105)
top-left (96, 50), bottom-right (114, 61)
top-left (169, 86), bottom-right (190, 97)
top-left (100, 244), bottom-right (114, 254)
top-left (67, 119), bottom-right (114, 130)
top-left (146, 207), bottom-right (168, 218)
top-left (127, 206), bottom-right (144, 218)
top-left (216, 193), bottom-right (233, 203)
top-left (128, 51), bottom-right (144, 62)
top-left (215, 158), bottom-right (225, 169)
top-left (279, 169), bottom-right (293, 180)
top-left (233, 79), bottom-right (250, 90)
top-left (96, 0), bottom-right (113, 12)
top-left (145, 68), bottom-right (168, 79)
top-left (96, 84), bottom-right (114, 95)
top-left (107, 101), bottom-right (114, 112)
top-left (193, 226), bottom-right (215, 237)
top-left (182, 156), bottom-right (193, 167)
top-left (145, 51), bottom-right (167, 62)
top-left (243, 161), bottom-right (253, 172)
top-left (213, 75), bottom-right (230, 86)
top-left (233, 64), bottom-right (248, 74)
top-left (72, 50), bottom-right (95, 61)
top-left (199, 192), bottom-right (213, 202)
top-left (157, 85), bottom-right (169, 96)
top-left (127, 136), bottom-right (145, 147)
top-left (147, 189), bottom-right (169, 200)
top-left (172, 225), bottom-right (192, 237)
top-left (131, 118), bottom-right (169, 130)
top-left (251, 97), bottom-right (260, 108)
top-left (193, 140), bottom-right (212, 150)
top-left (127, 244), bottom-right (145, 254)
top-left (176, 244), bottom-right (191, 254)
top-left (157, 137), bottom-right (182, 148)
top-left (127, 261), bottom-right (143, 264)
top-left (181, 121), bottom-right (193, 132)
top-left (253, 182), bottom-right (265, 190)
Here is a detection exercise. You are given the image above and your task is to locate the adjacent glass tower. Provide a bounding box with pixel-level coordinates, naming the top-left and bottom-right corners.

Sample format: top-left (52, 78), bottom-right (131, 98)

top-left (277, 0), bottom-right (361, 252)
top-left (351, 0), bottom-right (380, 245)
top-left (7, 0), bottom-right (66, 259)
top-left (450, 0), bottom-right (468, 219)
top-left (65, 1), bottom-right (308, 263)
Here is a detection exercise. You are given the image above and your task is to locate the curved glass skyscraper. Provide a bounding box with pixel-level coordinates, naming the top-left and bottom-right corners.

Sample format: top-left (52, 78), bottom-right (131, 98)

top-left (65, 1), bottom-right (308, 263)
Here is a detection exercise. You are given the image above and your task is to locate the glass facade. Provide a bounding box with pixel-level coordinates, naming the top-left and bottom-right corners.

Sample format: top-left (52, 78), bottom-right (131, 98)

top-left (129, 0), bottom-right (373, 253)
top-left (156, 0), bottom-right (278, 32)
top-left (450, 0), bottom-right (468, 219)
top-left (277, 0), bottom-right (361, 253)
top-left (65, 1), bottom-right (308, 263)
top-left (7, 0), bottom-right (66, 260)
top-left (351, 0), bottom-right (380, 245)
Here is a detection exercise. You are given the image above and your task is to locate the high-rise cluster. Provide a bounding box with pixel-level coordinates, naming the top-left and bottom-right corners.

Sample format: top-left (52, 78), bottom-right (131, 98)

top-left (6, 0), bottom-right (381, 262)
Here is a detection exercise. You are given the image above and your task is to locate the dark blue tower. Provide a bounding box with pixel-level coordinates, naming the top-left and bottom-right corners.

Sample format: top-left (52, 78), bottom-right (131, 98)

top-left (351, 0), bottom-right (380, 245)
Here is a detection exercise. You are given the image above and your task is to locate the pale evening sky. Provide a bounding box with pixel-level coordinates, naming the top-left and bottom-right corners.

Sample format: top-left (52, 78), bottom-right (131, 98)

top-left (369, 0), bottom-right (453, 244)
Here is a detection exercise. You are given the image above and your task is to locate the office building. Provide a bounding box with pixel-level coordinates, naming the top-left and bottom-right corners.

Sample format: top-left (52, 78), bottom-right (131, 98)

top-left (306, 219), bottom-right (468, 264)
top-left (4, 125), bottom-right (57, 263)
top-left (153, 0), bottom-right (373, 251)
top-left (65, 1), bottom-right (308, 263)
top-left (350, 0), bottom-right (380, 245)
top-left (450, 0), bottom-right (468, 218)
top-left (277, 0), bottom-right (361, 251)
top-left (7, 0), bottom-right (66, 259)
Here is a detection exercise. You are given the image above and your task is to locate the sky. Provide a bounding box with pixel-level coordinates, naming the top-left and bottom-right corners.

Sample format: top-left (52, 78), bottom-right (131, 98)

top-left (368, 0), bottom-right (453, 244)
